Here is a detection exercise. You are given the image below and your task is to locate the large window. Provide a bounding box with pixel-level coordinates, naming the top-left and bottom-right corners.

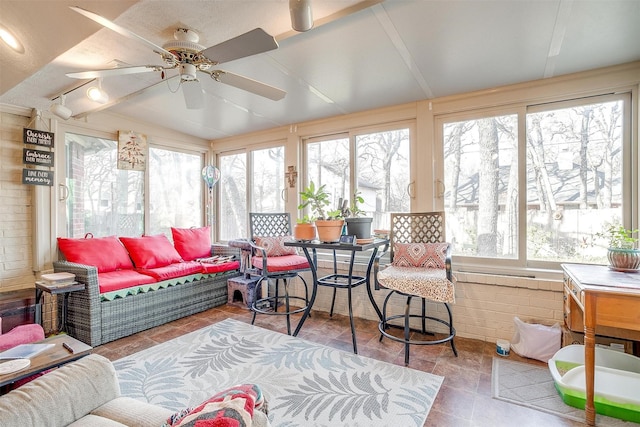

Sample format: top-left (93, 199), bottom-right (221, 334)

top-left (441, 94), bottom-right (631, 269)
top-left (148, 147), bottom-right (203, 235)
top-left (304, 127), bottom-right (411, 231)
top-left (65, 133), bottom-right (143, 238)
top-left (218, 145), bottom-right (286, 241)
top-left (64, 132), bottom-right (204, 239)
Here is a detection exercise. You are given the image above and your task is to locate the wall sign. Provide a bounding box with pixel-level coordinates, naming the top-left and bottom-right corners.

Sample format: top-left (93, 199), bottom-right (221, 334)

top-left (23, 148), bottom-right (54, 166)
top-left (22, 169), bottom-right (54, 186)
top-left (23, 128), bottom-right (54, 147)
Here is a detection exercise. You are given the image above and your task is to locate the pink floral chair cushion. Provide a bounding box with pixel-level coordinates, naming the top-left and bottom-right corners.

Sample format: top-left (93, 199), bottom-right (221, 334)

top-left (253, 235), bottom-right (298, 257)
top-left (392, 242), bottom-right (448, 269)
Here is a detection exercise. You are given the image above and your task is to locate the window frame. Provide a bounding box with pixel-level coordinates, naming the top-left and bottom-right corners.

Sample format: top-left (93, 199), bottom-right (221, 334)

top-left (434, 92), bottom-right (635, 274)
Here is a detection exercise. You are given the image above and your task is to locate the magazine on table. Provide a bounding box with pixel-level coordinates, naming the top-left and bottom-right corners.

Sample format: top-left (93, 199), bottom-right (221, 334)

top-left (0, 343), bottom-right (55, 359)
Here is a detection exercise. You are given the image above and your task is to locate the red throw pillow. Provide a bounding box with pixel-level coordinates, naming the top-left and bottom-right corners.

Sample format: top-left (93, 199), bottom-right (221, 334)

top-left (253, 235), bottom-right (297, 257)
top-left (57, 236), bottom-right (133, 273)
top-left (392, 242), bottom-right (448, 268)
top-left (171, 226), bottom-right (211, 261)
top-left (119, 234), bottom-right (183, 269)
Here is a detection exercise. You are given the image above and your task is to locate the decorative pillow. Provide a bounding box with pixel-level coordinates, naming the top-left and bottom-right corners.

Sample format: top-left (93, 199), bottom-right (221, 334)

top-left (163, 384), bottom-right (264, 427)
top-left (57, 235), bottom-right (133, 273)
top-left (171, 226), bottom-right (211, 261)
top-left (392, 242), bottom-right (448, 268)
top-left (119, 234), bottom-right (183, 269)
top-left (254, 235), bottom-right (297, 257)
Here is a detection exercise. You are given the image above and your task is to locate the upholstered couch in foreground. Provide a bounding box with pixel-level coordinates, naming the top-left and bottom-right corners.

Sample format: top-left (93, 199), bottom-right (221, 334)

top-left (52, 227), bottom-right (241, 346)
top-left (0, 354), bottom-right (270, 427)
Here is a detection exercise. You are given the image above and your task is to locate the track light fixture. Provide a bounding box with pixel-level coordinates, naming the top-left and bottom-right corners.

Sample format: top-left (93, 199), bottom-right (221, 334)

top-left (50, 94), bottom-right (72, 120)
top-left (290, 0), bottom-right (313, 32)
top-left (87, 78), bottom-right (109, 104)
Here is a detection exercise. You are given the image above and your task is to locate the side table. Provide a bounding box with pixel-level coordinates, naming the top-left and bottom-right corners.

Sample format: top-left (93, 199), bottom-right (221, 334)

top-left (34, 282), bottom-right (85, 333)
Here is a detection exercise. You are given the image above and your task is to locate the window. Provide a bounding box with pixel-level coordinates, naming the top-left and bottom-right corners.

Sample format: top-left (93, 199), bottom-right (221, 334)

top-left (304, 126), bottom-right (411, 231)
top-left (148, 147), bottom-right (203, 235)
top-left (219, 152), bottom-right (247, 240)
top-left (65, 133), bottom-right (144, 238)
top-left (64, 132), bottom-right (204, 239)
top-left (441, 94), bottom-right (631, 269)
top-left (219, 145), bottom-right (286, 241)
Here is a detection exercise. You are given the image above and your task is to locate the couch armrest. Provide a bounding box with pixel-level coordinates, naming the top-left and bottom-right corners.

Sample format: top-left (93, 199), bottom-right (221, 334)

top-left (211, 244), bottom-right (240, 258)
top-left (0, 354), bottom-right (119, 427)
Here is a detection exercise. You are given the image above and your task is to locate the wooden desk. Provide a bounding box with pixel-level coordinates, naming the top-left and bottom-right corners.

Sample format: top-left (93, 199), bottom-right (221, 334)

top-left (0, 334), bottom-right (92, 390)
top-left (561, 263), bottom-right (640, 426)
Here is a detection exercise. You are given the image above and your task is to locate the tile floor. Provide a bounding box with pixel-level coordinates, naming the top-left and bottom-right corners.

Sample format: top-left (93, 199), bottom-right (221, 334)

top-left (94, 303), bottom-right (588, 426)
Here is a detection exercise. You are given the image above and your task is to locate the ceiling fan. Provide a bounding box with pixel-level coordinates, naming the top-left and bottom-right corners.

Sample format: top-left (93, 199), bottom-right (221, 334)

top-left (66, 6), bottom-right (286, 109)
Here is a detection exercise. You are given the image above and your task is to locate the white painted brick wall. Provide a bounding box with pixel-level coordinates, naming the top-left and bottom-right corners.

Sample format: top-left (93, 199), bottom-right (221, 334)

top-left (0, 111), bottom-right (35, 292)
top-left (287, 263), bottom-right (564, 345)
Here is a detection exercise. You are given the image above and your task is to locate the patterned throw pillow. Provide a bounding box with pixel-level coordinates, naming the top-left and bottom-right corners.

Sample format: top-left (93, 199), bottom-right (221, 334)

top-left (392, 242), bottom-right (448, 268)
top-left (253, 235), bottom-right (297, 257)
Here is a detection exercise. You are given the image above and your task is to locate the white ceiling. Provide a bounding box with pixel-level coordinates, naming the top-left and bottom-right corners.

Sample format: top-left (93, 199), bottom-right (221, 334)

top-left (1, 0), bottom-right (639, 140)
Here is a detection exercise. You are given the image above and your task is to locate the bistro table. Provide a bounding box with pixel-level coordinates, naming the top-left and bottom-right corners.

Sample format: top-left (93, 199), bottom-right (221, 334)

top-left (284, 238), bottom-right (389, 353)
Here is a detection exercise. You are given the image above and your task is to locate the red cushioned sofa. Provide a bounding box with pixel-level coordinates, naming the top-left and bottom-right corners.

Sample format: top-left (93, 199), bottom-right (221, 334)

top-left (52, 227), bottom-right (240, 346)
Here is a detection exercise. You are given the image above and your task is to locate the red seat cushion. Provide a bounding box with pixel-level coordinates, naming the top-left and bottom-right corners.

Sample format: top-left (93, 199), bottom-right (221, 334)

top-left (252, 255), bottom-right (309, 272)
top-left (98, 270), bottom-right (157, 294)
top-left (137, 261), bottom-right (204, 281)
top-left (171, 226), bottom-right (211, 261)
top-left (199, 260), bottom-right (240, 274)
top-left (57, 236), bottom-right (133, 273)
top-left (119, 235), bottom-right (183, 269)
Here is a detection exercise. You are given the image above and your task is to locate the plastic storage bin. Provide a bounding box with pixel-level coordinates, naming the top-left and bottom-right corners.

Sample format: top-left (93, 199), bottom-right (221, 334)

top-left (548, 344), bottom-right (640, 422)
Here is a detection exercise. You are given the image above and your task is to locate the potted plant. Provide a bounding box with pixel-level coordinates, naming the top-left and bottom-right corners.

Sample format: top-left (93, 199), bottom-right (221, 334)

top-left (299, 181), bottom-right (344, 243)
top-left (294, 215), bottom-right (316, 241)
top-left (342, 190), bottom-right (373, 240)
top-left (597, 225), bottom-right (640, 271)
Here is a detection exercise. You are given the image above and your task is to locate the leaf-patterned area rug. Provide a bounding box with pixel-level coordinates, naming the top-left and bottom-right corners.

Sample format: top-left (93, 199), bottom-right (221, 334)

top-left (113, 318), bottom-right (443, 427)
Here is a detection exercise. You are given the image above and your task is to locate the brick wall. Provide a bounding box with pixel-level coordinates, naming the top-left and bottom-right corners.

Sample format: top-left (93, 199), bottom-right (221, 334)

top-left (289, 264), bottom-right (564, 344)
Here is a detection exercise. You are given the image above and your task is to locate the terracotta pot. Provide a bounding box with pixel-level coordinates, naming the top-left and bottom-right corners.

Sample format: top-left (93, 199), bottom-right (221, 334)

top-left (314, 219), bottom-right (344, 243)
top-left (607, 248), bottom-right (640, 271)
top-left (294, 223), bottom-right (316, 241)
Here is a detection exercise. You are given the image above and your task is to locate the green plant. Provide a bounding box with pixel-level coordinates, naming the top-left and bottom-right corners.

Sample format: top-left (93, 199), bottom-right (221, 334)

top-left (298, 181), bottom-right (330, 220)
top-left (350, 190), bottom-right (366, 217)
top-left (597, 225), bottom-right (639, 249)
top-left (296, 214), bottom-right (315, 224)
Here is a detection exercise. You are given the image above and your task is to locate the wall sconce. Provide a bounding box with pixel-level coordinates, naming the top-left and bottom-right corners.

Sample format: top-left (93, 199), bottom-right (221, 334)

top-left (49, 94), bottom-right (72, 120)
top-left (290, 0), bottom-right (313, 32)
top-left (87, 78), bottom-right (109, 104)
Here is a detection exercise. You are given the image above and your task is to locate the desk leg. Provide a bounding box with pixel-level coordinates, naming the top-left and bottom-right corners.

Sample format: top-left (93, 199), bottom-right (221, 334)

top-left (584, 293), bottom-right (596, 426)
top-left (293, 248), bottom-right (318, 337)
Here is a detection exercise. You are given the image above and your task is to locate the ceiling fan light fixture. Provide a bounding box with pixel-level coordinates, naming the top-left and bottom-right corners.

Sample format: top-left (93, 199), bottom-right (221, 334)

top-left (86, 78), bottom-right (109, 104)
top-left (290, 0), bottom-right (313, 32)
top-left (50, 94), bottom-right (72, 120)
top-left (179, 63), bottom-right (198, 81)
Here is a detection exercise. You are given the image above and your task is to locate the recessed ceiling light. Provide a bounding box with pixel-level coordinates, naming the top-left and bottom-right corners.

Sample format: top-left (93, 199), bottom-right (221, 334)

top-left (0, 25), bottom-right (25, 53)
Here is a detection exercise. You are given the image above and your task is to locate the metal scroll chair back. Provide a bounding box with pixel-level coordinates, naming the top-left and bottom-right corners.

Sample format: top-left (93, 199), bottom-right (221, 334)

top-left (387, 211), bottom-right (453, 281)
top-left (375, 211), bottom-right (457, 365)
top-left (248, 212), bottom-right (310, 335)
top-left (250, 212), bottom-right (291, 238)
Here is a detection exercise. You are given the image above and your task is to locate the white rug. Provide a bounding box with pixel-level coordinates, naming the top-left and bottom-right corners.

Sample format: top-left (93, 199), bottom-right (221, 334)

top-left (492, 358), bottom-right (632, 426)
top-left (113, 318), bottom-right (443, 427)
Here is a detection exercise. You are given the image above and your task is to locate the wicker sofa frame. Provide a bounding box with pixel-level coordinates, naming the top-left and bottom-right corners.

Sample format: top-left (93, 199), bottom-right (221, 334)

top-left (53, 244), bottom-right (241, 347)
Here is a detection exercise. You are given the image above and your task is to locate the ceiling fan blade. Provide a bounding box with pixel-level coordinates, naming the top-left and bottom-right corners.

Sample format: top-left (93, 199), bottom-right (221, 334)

top-left (213, 71), bottom-right (286, 101)
top-left (182, 80), bottom-right (204, 109)
top-left (201, 28), bottom-right (278, 65)
top-left (70, 6), bottom-right (174, 58)
top-left (66, 65), bottom-right (163, 79)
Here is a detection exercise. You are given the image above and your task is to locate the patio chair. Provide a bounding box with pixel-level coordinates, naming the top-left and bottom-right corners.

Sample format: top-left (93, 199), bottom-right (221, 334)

top-left (248, 212), bottom-right (311, 335)
top-left (374, 211), bottom-right (457, 365)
